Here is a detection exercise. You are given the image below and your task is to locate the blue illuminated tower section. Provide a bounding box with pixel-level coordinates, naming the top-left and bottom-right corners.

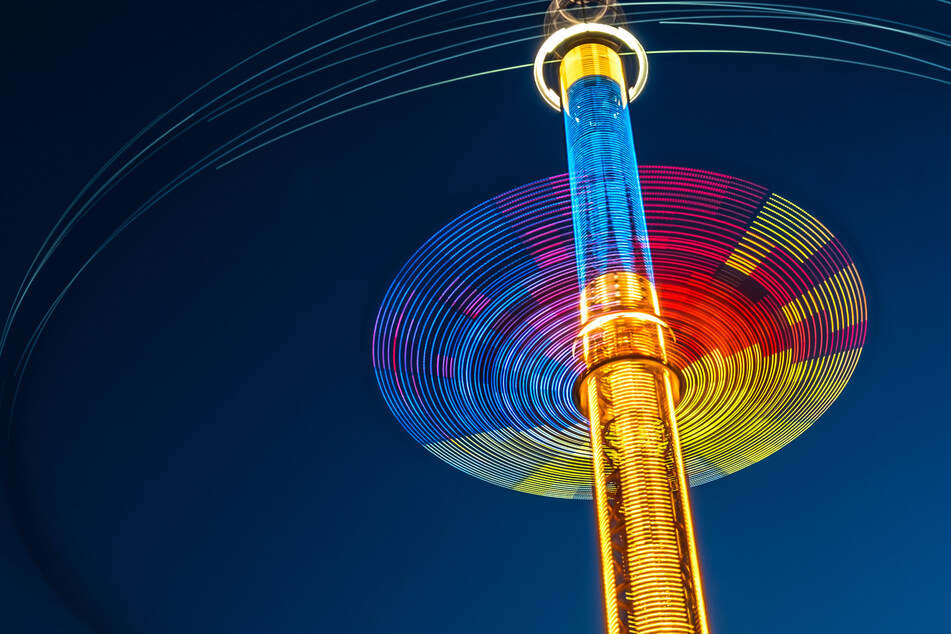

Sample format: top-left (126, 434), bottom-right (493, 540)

top-left (535, 3), bottom-right (710, 633)
top-left (563, 56), bottom-right (654, 291)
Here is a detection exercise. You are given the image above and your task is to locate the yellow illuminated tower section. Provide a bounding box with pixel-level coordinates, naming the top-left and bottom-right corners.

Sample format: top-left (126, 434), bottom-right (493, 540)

top-left (535, 2), bottom-right (709, 632)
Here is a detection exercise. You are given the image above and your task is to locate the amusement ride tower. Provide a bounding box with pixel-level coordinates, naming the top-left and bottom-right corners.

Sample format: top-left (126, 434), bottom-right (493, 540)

top-left (374, 1), bottom-right (866, 632)
top-left (534, 2), bottom-right (706, 631)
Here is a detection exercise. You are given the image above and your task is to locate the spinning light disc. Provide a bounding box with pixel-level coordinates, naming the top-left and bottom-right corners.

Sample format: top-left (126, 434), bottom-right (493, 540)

top-left (373, 167), bottom-right (866, 498)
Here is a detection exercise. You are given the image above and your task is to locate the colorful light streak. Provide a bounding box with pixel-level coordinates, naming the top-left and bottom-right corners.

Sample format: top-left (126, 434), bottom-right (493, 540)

top-left (373, 167), bottom-right (866, 498)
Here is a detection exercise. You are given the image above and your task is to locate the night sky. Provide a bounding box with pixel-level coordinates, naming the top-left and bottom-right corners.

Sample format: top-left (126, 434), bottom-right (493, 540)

top-left (2, 1), bottom-right (950, 633)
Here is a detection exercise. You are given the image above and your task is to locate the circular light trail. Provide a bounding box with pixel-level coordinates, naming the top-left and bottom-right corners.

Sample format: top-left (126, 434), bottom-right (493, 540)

top-left (534, 23), bottom-right (649, 110)
top-left (375, 166), bottom-right (865, 499)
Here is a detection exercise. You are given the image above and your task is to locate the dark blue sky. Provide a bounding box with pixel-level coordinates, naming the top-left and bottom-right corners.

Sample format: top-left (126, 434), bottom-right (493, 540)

top-left (2, 1), bottom-right (949, 633)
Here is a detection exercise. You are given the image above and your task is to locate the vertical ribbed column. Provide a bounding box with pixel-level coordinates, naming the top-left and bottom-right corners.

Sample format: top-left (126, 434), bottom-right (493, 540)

top-left (562, 42), bottom-right (709, 634)
top-left (582, 358), bottom-right (706, 634)
top-left (561, 43), bottom-right (653, 290)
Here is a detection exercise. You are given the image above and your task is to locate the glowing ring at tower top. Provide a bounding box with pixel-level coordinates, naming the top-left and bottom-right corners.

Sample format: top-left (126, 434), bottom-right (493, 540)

top-left (534, 23), bottom-right (649, 110)
top-left (373, 167), bottom-right (867, 499)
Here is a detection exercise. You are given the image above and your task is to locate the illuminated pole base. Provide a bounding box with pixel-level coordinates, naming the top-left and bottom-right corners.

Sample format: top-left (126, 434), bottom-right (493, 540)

top-left (578, 272), bottom-right (709, 634)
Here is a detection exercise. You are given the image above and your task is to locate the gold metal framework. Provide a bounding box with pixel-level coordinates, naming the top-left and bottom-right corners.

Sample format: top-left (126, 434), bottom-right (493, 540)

top-left (578, 271), bottom-right (708, 634)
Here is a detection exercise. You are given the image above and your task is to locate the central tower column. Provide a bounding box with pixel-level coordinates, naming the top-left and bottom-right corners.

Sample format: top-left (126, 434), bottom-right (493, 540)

top-left (535, 3), bottom-right (710, 632)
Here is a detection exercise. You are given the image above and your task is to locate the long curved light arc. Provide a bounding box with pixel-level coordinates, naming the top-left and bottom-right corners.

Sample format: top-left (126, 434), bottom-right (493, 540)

top-left (210, 8), bottom-right (732, 122)
top-left (212, 7), bottom-right (951, 167)
top-left (215, 0), bottom-right (951, 123)
top-left (204, 0), bottom-right (509, 121)
top-left (210, 22), bottom-right (543, 124)
top-left (622, 0), bottom-right (951, 44)
top-left (4, 0), bottom-right (529, 371)
top-left (0, 0), bottom-right (394, 362)
top-left (218, 41), bottom-right (951, 169)
top-left (2, 0), bottom-right (532, 352)
top-left (9, 59), bottom-right (539, 380)
top-left (663, 19), bottom-right (951, 75)
top-left (210, 4), bottom-right (850, 122)
top-left (6, 43), bottom-right (911, 383)
top-left (11, 0), bottom-right (949, 339)
top-left (644, 48), bottom-right (951, 86)
top-left (4, 0), bottom-right (949, 438)
top-left (213, 35), bottom-right (542, 168)
top-left (13, 39), bottom-right (949, 369)
top-left (660, 11), bottom-right (951, 48)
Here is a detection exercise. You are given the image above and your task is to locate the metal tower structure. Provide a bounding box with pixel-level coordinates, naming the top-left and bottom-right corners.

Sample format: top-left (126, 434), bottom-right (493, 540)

top-left (372, 1), bottom-right (866, 633)
top-left (534, 2), bottom-right (706, 631)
